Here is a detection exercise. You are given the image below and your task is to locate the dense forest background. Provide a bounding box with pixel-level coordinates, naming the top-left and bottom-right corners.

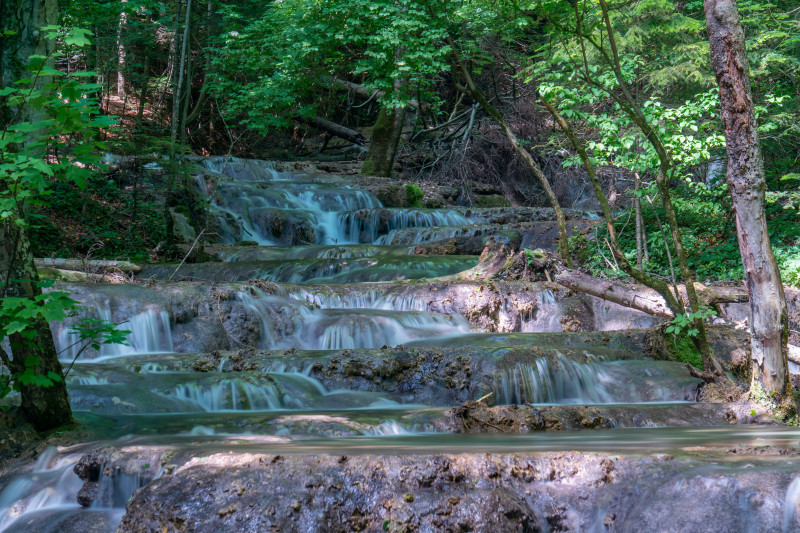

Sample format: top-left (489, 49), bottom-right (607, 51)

top-left (7, 0), bottom-right (794, 291)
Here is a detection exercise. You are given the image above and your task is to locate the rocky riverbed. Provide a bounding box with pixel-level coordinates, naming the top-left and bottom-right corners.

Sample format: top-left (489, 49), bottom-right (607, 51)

top-left (2, 158), bottom-right (799, 532)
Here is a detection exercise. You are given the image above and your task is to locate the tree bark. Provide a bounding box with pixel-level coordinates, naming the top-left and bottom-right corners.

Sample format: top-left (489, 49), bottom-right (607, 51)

top-left (116, 3), bottom-right (127, 97)
top-left (185, 80), bottom-right (208, 125)
top-left (0, 0), bottom-right (73, 432)
top-left (705, 0), bottom-right (791, 397)
top-left (555, 268), bottom-right (675, 318)
top-left (170, 0), bottom-right (191, 152)
top-left (361, 106), bottom-right (406, 177)
top-left (634, 173), bottom-right (644, 269)
top-left (555, 267), bottom-right (748, 319)
top-left (136, 54), bottom-right (150, 124)
top-left (0, 0), bottom-right (57, 124)
top-left (0, 225), bottom-right (73, 432)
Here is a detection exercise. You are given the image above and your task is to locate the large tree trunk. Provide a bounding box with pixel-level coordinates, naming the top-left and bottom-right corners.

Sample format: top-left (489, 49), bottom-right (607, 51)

top-left (0, 225), bottom-right (73, 432)
top-left (361, 106), bottom-right (406, 177)
top-left (555, 268), bottom-right (675, 318)
top-left (0, 0), bottom-right (57, 124)
top-left (705, 0), bottom-right (791, 397)
top-left (0, 0), bottom-right (73, 431)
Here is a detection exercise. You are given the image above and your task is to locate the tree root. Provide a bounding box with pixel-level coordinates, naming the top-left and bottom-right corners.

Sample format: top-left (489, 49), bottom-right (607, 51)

top-left (686, 363), bottom-right (719, 383)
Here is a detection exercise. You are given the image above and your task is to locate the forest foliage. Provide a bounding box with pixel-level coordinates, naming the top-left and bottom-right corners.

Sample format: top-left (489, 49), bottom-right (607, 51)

top-left (0, 0), bottom-right (796, 287)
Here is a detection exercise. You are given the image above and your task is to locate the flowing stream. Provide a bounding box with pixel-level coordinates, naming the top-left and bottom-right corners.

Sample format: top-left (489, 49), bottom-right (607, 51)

top-left (3, 158), bottom-right (800, 532)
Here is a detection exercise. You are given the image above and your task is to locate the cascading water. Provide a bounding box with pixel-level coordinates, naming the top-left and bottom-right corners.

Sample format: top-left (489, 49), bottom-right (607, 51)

top-left (235, 289), bottom-right (471, 350)
top-left (0, 448), bottom-right (83, 532)
top-left (521, 289), bottom-right (562, 333)
top-left (166, 379), bottom-right (285, 411)
top-left (198, 172), bottom-right (385, 245)
top-left (339, 208), bottom-right (470, 244)
top-left (55, 299), bottom-right (173, 361)
top-left (784, 478), bottom-right (800, 533)
top-left (494, 354), bottom-right (618, 405)
top-left (291, 288), bottom-right (428, 311)
top-left (200, 156), bottom-right (281, 181)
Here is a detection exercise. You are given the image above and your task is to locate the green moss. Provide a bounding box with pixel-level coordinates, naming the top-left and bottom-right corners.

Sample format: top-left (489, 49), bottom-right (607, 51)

top-left (474, 195), bottom-right (511, 207)
top-left (405, 184), bottom-right (424, 208)
top-left (665, 333), bottom-right (703, 368)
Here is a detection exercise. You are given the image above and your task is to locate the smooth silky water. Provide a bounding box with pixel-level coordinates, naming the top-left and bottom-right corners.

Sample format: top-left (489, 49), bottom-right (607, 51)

top-left (6, 162), bottom-right (800, 532)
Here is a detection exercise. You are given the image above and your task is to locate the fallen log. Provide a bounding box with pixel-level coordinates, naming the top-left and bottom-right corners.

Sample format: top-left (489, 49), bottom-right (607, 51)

top-left (296, 115), bottom-right (366, 146)
top-left (320, 76), bottom-right (419, 109)
top-left (554, 266), bottom-right (749, 319)
top-left (35, 258), bottom-right (142, 274)
top-left (555, 267), bottom-right (675, 318)
top-left (37, 267), bottom-right (110, 283)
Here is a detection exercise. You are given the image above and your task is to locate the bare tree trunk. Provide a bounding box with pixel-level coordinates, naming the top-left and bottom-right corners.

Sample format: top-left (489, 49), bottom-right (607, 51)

top-left (185, 80), bottom-right (208, 125)
top-left (179, 45), bottom-right (193, 145)
top-left (362, 106), bottom-right (406, 177)
top-left (170, 0), bottom-right (191, 153)
top-left (116, 2), bottom-right (127, 97)
top-left (705, 0), bottom-right (791, 398)
top-left (136, 54), bottom-right (149, 124)
top-left (447, 38), bottom-right (572, 266)
top-left (555, 268), bottom-right (675, 318)
top-left (634, 172), bottom-right (644, 269)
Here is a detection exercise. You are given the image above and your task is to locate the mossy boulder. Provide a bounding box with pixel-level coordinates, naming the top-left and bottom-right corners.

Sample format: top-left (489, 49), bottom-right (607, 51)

top-left (376, 184), bottom-right (407, 207)
top-left (376, 183), bottom-right (426, 208)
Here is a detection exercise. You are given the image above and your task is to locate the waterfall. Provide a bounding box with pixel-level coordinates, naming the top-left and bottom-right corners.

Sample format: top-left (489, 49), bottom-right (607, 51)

top-left (235, 289), bottom-right (471, 350)
top-left (521, 289), bottom-right (563, 333)
top-left (291, 289), bottom-right (427, 311)
top-left (55, 300), bottom-right (173, 361)
top-left (200, 156), bottom-right (280, 181)
top-left (339, 209), bottom-right (470, 244)
top-left (375, 225), bottom-right (492, 245)
top-left (494, 354), bottom-right (619, 405)
top-left (201, 180), bottom-right (383, 245)
top-left (0, 449), bottom-right (83, 533)
top-left (784, 478), bottom-right (800, 533)
top-left (166, 378), bottom-right (285, 411)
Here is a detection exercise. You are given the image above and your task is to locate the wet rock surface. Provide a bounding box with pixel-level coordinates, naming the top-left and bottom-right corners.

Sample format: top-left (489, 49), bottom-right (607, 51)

top-left (441, 401), bottom-right (779, 433)
top-left (99, 449), bottom-right (800, 533)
